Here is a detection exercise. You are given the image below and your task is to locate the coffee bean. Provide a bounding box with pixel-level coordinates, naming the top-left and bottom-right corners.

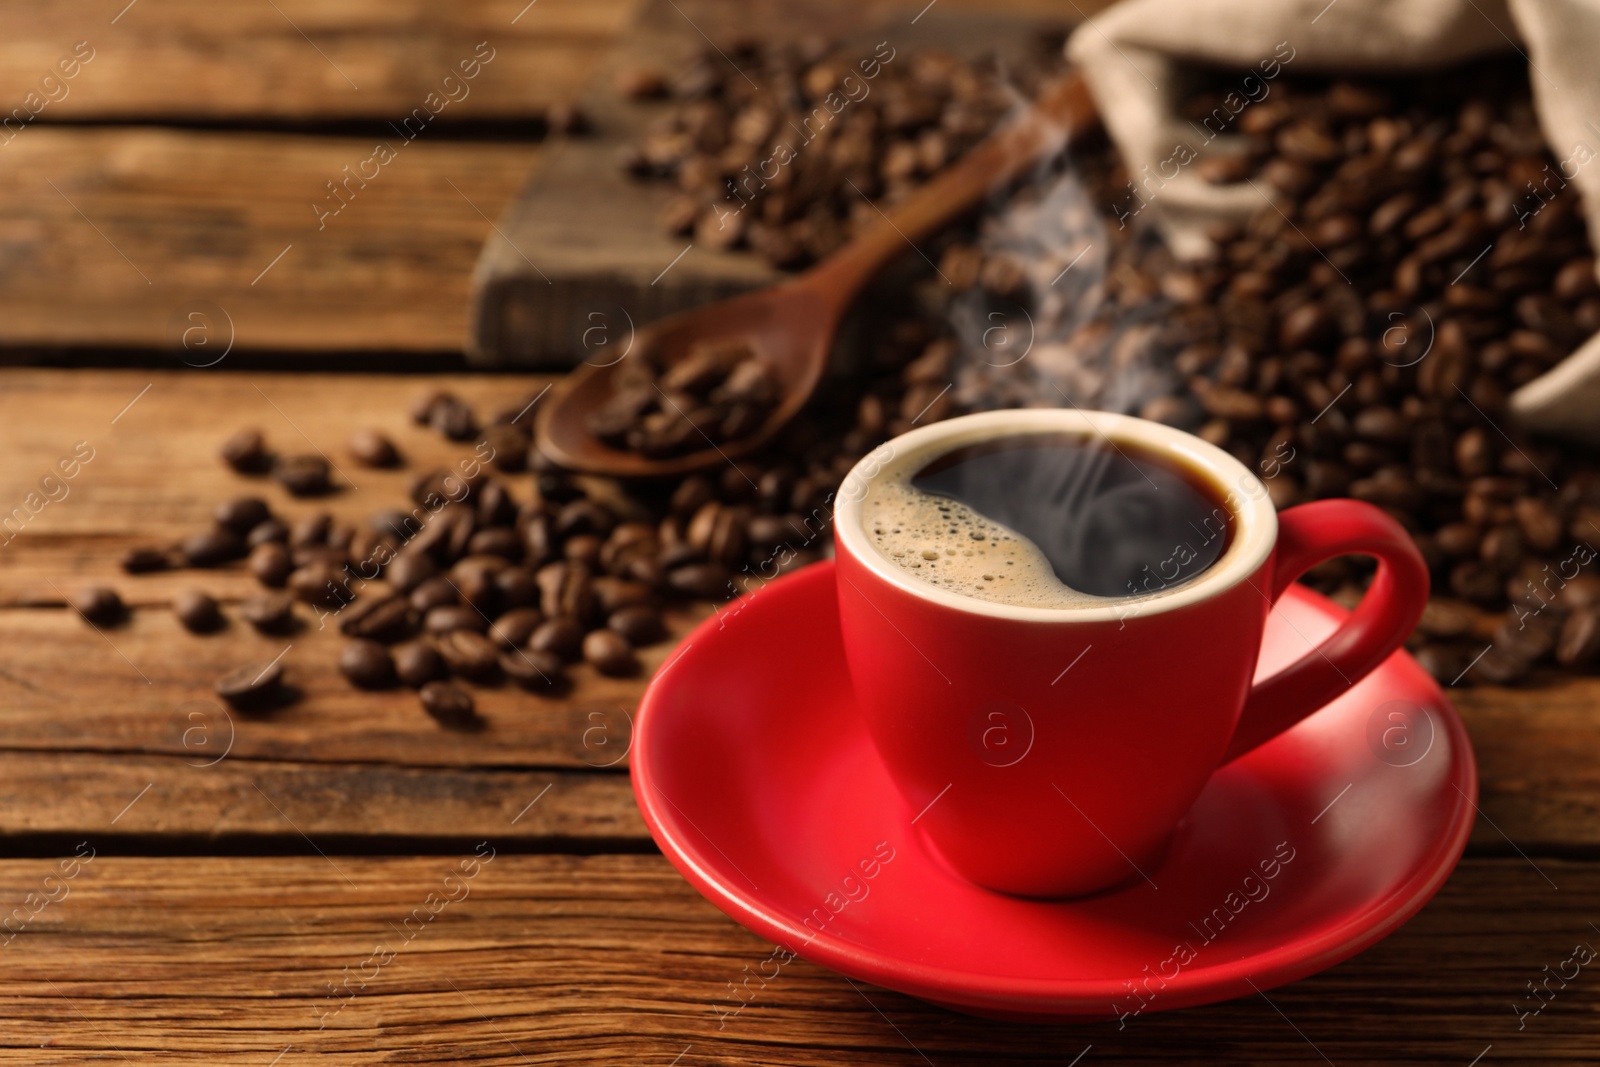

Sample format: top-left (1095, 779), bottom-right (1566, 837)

top-left (429, 396), bottom-right (478, 441)
top-left (347, 429), bottom-right (401, 468)
top-left (220, 427), bottom-right (270, 473)
top-left (592, 577), bottom-right (652, 615)
top-left (500, 648), bottom-right (566, 690)
top-left (288, 562), bottom-right (352, 609)
top-left (248, 542), bottom-right (293, 587)
top-left (487, 607), bottom-right (544, 649)
top-left (1450, 561), bottom-right (1504, 606)
top-left (1470, 644), bottom-right (1532, 685)
top-left (495, 565), bottom-right (542, 608)
top-left (434, 629), bottom-right (501, 682)
top-left (216, 659), bottom-right (288, 709)
top-left (393, 640), bottom-right (447, 687)
top-left (293, 543), bottom-right (349, 570)
top-left (179, 526), bottom-right (244, 568)
top-left (424, 605), bottom-right (488, 635)
top-left (337, 639), bottom-right (395, 688)
top-left (273, 454), bottom-right (334, 496)
top-left (239, 592), bottom-right (296, 633)
top-left (1514, 498), bottom-right (1564, 553)
top-left (409, 390), bottom-right (448, 424)
top-left (340, 594), bottom-right (414, 642)
top-left (671, 476), bottom-right (715, 518)
top-left (418, 681), bottom-right (476, 727)
top-left (1417, 597), bottom-right (1484, 639)
top-left (1480, 526), bottom-right (1524, 569)
top-left (174, 589), bottom-right (224, 633)
top-left (409, 576), bottom-right (459, 614)
top-left (583, 628), bottom-right (638, 676)
top-left (666, 562), bottom-right (733, 600)
top-left (1563, 574), bottom-right (1600, 611)
top-left (609, 605), bottom-right (666, 647)
top-left (616, 64), bottom-right (669, 99)
top-left (537, 561), bottom-right (595, 622)
top-left (469, 526), bottom-right (523, 561)
top-left (71, 586), bottom-right (124, 626)
top-left (481, 424), bottom-right (531, 473)
top-left (288, 512), bottom-right (330, 548)
top-left (385, 551), bottom-right (437, 594)
top-left (215, 496), bottom-right (271, 535)
top-left (248, 519), bottom-right (289, 547)
top-left (1557, 608), bottom-right (1600, 667)
top-left (120, 546), bottom-right (171, 574)
top-left (528, 616), bottom-right (584, 661)
top-left (1493, 614), bottom-right (1559, 662)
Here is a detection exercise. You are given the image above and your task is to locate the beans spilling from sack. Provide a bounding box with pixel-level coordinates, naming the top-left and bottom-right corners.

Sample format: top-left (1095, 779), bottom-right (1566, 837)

top-left (949, 57), bottom-right (1600, 685)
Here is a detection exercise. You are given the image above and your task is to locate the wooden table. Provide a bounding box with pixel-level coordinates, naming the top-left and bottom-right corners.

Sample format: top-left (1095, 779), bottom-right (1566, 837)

top-left (0, 2), bottom-right (1594, 1063)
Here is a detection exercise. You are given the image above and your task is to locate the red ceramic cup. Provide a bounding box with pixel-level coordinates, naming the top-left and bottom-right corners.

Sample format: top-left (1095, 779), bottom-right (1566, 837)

top-left (833, 409), bottom-right (1429, 898)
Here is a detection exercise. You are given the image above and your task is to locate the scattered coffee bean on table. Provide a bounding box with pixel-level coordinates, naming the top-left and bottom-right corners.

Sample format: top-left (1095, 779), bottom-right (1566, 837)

top-left (393, 641), bottom-right (447, 688)
top-left (248, 542), bottom-right (293, 587)
top-left (435, 629), bottom-right (501, 683)
top-left (418, 681), bottom-right (476, 727)
top-left (239, 592), bottom-right (296, 633)
top-left (583, 628), bottom-right (638, 677)
top-left (215, 496), bottom-right (271, 535)
top-left (120, 546), bottom-right (170, 574)
top-left (70, 586), bottom-right (124, 627)
top-left (173, 590), bottom-right (224, 633)
top-left (608, 604), bottom-right (665, 647)
top-left (219, 427), bottom-right (270, 473)
top-left (273, 454), bottom-right (334, 496)
top-left (529, 616), bottom-right (585, 662)
top-left (339, 639), bottom-right (397, 689)
top-left (501, 647), bottom-right (566, 691)
top-left (216, 659), bottom-right (287, 710)
top-left (182, 527), bottom-right (246, 568)
top-left (347, 429), bottom-right (401, 468)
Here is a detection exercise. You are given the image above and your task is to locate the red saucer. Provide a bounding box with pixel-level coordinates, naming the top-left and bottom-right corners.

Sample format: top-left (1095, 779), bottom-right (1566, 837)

top-left (632, 562), bottom-right (1477, 1022)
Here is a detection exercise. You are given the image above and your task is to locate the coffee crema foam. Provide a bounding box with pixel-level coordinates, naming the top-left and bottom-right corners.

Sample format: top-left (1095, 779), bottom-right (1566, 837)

top-left (862, 477), bottom-right (1112, 610)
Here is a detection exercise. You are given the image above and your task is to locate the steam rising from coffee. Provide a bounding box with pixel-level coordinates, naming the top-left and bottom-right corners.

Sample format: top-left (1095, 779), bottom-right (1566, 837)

top-left (945, 134), bottom-right (1184, 419)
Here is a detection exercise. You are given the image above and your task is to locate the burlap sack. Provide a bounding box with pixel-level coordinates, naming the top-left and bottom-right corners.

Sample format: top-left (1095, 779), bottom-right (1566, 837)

top-left (1066, 0), bottom-right (1600, 442)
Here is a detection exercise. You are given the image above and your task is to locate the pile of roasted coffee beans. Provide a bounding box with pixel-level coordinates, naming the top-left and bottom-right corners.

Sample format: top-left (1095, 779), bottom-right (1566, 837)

top-left (949, 57), bottom-right (1600, 684)
top-left (585, 338), bottom-right (784, 457)
top-left (83, 313), bottom-right (953, 722)
top-left (618, 36), bottom-right (1060, 268)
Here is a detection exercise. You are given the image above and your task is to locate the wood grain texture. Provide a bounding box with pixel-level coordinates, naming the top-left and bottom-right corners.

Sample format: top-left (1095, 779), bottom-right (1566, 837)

top-left (0, 370), bottom-right (702, 773)
top-left (0, 754), bottom-right (644, 845)
top-left (0, 128), bottom-right (541, 351)
top-left (0, 853), bottom-right (1580, 1063)
top-left (0, 0), bottom-right (635, 120)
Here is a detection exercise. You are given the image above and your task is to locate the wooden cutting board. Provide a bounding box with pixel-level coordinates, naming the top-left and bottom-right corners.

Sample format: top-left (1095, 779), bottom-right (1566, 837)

top-left (465, 0), bottom-right (1079, 366)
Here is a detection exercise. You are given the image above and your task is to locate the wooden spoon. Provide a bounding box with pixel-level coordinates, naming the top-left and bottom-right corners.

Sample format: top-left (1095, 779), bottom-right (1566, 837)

top-left (536, 72), bottom-right (1100, 477)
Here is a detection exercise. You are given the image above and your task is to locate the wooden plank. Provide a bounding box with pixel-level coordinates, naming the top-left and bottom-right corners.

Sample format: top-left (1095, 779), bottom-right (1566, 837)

top-left (0, 754), bottom-right (644, 845)
top-left (0, 128), bottom-right (540, 352)
top-left (0, 853), bottom-right (1583, 1063)
top-left (0, 0), bottom-right (636, 121)
top-left (469, 0), bottom-right (1080, 365)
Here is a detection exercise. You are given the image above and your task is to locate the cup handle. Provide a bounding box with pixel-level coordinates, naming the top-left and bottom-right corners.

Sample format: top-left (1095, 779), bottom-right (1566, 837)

top-left (1221, 499), bottom-right (1431, 764)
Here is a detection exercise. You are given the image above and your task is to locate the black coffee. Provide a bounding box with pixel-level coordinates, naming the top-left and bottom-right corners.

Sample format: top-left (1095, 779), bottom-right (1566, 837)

top-left (863, 432), bottom-right (1234, 607)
